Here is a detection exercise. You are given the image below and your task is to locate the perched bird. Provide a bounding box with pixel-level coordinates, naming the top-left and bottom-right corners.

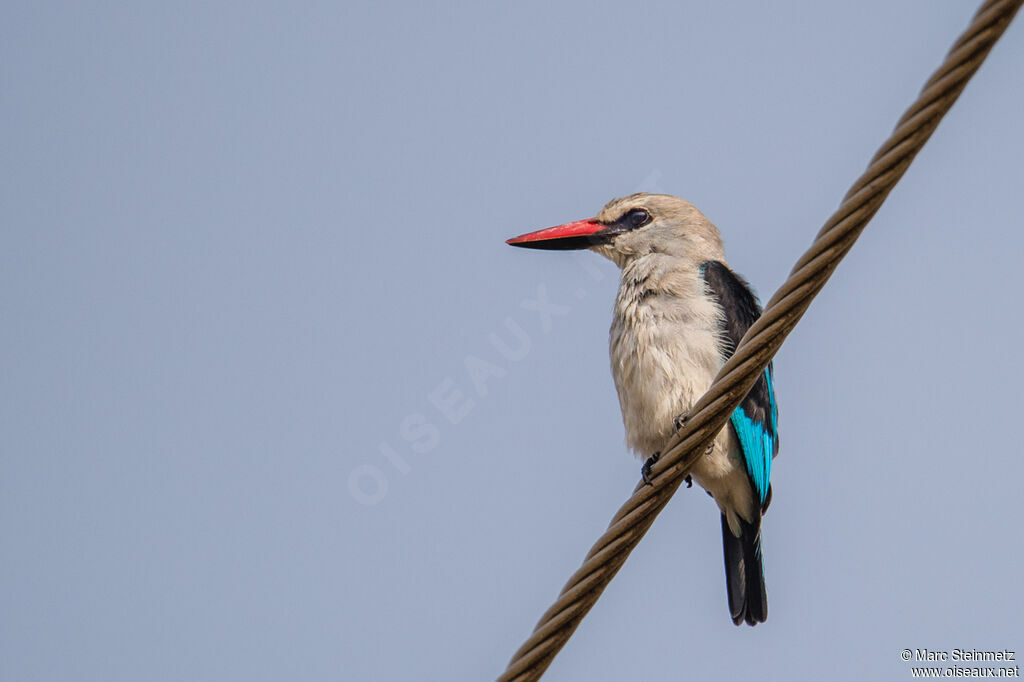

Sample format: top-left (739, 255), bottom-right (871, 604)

top-left (506, 193), bottom-right (779, 626)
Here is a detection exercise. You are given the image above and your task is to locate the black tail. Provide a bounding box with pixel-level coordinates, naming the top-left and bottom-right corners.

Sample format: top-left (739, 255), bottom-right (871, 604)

top-left (721, 514), bottom-right (767, 626)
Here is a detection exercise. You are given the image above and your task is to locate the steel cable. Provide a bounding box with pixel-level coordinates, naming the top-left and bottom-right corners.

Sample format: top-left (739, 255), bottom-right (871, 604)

top-left (497, 1), bottom-right (1022, 680)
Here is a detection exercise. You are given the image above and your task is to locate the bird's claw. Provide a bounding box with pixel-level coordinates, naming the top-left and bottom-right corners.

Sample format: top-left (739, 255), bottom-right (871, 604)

top-left (673, 413), bottom-right (700, 488)
top-left (673, 412), bottom-right (690, 436)
top-left (641, 452), bottom-right (660, 486)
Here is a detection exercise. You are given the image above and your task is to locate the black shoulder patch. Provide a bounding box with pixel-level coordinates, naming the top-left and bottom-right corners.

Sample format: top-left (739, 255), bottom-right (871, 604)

top-left (700, 261), bottom-right (762, 356)
top-left (702, 260), bottom-right (780, 503)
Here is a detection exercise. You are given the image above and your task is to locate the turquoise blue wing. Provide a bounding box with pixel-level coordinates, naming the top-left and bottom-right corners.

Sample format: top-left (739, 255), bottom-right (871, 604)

top-left (702, 261), bottom-right (780, 508)
top-left (729, 365), bottom-right (779, 506)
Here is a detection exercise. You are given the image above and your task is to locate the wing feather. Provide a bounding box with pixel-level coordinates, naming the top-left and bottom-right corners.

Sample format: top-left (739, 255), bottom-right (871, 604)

top-left (701, 261), bottom-right (779, 507)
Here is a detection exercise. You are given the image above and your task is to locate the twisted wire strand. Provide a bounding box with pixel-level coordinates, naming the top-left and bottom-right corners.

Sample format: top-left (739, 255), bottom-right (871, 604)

top-left (497, 1), bottom-right (1022, 679)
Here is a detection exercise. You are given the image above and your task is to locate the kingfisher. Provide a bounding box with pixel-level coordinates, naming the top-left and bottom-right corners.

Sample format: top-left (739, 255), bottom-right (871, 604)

top-left (506, 193), bottom-right (779, 626)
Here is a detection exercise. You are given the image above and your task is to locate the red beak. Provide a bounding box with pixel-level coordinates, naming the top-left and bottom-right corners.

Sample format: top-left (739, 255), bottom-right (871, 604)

top-left (506, 219), bottom-right (609, 251)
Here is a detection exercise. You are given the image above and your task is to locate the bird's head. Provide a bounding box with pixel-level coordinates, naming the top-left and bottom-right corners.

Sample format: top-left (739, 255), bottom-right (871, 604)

top-left (506, 193), bottom-right (724, 268)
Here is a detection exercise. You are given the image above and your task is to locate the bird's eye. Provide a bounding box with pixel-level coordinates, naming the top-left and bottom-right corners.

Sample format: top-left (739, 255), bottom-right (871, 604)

top-left (624, 209), bottom-right (651, 229)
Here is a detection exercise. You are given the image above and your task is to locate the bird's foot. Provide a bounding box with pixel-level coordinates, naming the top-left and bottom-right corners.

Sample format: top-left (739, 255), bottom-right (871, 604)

top-left (684, 474), bottom-right (693, 488)
top-left (673, 412), bottom-right (690, 436)
top-left (641, 452), bottom-right (660, 486)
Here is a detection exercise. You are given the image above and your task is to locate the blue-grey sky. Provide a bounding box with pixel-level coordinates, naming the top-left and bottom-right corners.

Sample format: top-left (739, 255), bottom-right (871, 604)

top-left (3, 2), bottom-right (1023, 681)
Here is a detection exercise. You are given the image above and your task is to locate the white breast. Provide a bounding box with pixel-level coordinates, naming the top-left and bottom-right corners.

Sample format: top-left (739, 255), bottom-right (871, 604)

top-left (608, 256), bottom-right (756, 523)
top-left (609, 258), bottom-right (719, 453)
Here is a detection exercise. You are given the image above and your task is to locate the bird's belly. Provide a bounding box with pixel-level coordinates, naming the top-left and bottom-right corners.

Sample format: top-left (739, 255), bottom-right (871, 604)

top-left (610, 312), bottom-right (756, 523)
top-left (611, 320), bottom-right (721, 456)
top-left (691, 430), bottom-right (757, 526)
